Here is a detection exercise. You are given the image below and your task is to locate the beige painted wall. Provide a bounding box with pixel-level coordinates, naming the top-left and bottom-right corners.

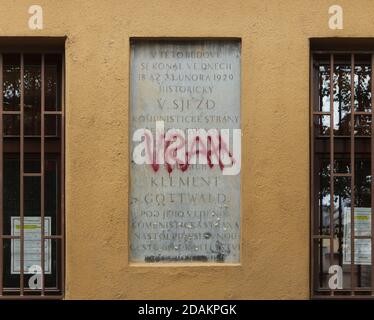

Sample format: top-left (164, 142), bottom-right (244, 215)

top-left (1, 0), bottom-right (372, 299)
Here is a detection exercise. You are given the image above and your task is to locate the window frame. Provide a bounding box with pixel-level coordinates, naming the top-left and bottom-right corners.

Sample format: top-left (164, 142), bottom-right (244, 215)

top-left (0, 47), bottom-right (65, 300)
top-left (310, 47), bottom-right (374, 299)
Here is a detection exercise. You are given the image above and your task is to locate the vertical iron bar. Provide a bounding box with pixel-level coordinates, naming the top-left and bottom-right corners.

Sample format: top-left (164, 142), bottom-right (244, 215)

top-left (61, 54), bottom-right (65, 296)
top-left (41, 54), bottom-right (45, 295)
top-left (338, 199), bottom-right (343, 265)
top-left (371, 54), bottom-right (374, 296)
top-left (329, 54), bottom-right (335, 295)
top-left (310, 53), bottom-right (315, 296)
top-left (350, 54), bottom-right (356, 293)
top-left (0, 53), bottom-right (3, 295)
top-left (20, 53), bottom-right (24, 295)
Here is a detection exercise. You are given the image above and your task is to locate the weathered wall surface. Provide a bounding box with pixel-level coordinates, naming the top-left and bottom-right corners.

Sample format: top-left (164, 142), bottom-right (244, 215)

top-left (0, 0), bottom-right (371, 299)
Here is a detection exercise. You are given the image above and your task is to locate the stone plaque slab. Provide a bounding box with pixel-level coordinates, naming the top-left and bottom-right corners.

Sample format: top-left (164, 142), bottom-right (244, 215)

top-left (130, 40), bottom-right (241, 263)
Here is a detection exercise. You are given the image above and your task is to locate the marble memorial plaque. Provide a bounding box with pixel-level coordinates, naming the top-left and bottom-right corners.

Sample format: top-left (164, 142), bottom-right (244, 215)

top-left (130, 40), bottom-right (241, 263)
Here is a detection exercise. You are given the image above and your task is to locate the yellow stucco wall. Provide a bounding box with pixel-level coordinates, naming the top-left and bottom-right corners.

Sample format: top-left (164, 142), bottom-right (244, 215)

top-left (1, 0), bottom-right (373, 299)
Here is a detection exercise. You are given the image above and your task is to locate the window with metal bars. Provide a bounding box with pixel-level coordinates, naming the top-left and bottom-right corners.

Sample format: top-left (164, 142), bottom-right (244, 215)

top-left (0, 50), bottom-right (64, 299)
top-left (311, 50), bottom-right (374, 298)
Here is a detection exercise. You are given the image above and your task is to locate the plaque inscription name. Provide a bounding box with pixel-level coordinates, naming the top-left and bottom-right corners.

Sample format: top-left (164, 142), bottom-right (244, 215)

top-left (130, 40), bottom-right (241, 263)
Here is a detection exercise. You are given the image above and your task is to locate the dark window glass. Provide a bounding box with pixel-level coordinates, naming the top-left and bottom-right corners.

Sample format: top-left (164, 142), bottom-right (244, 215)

top-left (312, 53), bottom-right (373, 297)
top-left (1, 52), bottom-right (64, 298)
